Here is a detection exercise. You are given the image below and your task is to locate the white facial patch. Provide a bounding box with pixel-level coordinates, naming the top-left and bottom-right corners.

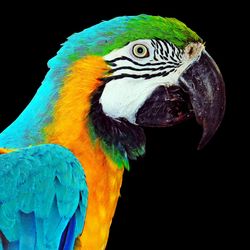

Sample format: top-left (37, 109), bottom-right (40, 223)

top-left (100, 78), bottom-right (165, 124)
top-left (100, 39), bottom-right (204, 124)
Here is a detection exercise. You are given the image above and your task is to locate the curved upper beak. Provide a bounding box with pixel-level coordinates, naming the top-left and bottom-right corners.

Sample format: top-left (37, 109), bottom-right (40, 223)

top-left (178, 50), bottom-right (226, 149)
top-left (136, 49), bottom-right (226, 149)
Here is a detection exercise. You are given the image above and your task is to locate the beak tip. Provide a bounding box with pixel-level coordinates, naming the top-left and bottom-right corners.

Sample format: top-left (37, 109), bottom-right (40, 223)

top-left (197, 134), bottom-right (212, 150)
top-left (197, 139), bottom-right (209, 150)
top-left (197, 116), bottom-right (224, 150)
top-left (179, 50), bottom-right (226, 150)
top-left (197, 143), bottom-right (204, 151)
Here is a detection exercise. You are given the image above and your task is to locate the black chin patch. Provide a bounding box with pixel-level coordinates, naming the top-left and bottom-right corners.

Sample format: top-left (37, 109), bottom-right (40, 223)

top-left (89, 84), bottom-right (146, 161)
top-left (136, 86), bottom-right (193, 127)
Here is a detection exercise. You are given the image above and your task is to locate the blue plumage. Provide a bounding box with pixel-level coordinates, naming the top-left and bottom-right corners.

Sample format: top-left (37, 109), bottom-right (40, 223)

top-left (0, 144), bottom-right (88, 249)
top-left (0, 77), bottom-right (60, 148)
top-left (59, 214), bottom-right (76, 250)
top-left (0, 17), bottom-right (131, 149)
top-left (0, 16), bottom-right (139, 150)
top-left (0, 16), bottom-right (131, 248)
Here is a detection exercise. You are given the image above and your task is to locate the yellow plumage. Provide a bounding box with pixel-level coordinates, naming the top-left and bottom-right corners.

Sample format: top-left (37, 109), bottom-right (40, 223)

top-left (45, 56), bottom-right (124, 249)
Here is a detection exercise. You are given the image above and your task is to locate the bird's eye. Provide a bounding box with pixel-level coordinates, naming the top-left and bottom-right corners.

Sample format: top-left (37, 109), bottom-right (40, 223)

top-left (132, 44), bottom-right (149, 58)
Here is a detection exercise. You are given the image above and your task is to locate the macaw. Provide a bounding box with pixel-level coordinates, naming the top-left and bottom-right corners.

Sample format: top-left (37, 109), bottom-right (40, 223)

top-left (0, 14), bottom-right (225, 249)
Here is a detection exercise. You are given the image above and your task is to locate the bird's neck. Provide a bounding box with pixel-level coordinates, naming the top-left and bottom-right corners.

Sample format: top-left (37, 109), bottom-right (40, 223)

top-left (43, 56), bottom-right (124, 249)
top-left (0, 55), bottom-right (142, 249)
top-left (0, 55), bottom-right (124, 249)
top-left (0, 69), bottom-right (62, 148)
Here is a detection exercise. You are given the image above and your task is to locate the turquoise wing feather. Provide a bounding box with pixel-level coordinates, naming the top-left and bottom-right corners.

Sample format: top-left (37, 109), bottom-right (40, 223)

top-left (0, 144), bottom-right (88, 250)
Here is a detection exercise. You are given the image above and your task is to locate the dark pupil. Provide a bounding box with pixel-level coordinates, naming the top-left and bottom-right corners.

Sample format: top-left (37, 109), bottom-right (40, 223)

top-left (137, 47), bottom-right (144, 54)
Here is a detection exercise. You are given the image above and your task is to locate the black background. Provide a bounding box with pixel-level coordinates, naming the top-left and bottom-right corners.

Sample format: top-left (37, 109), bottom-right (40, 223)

top-left (0, 1), bottom-right (247, 249)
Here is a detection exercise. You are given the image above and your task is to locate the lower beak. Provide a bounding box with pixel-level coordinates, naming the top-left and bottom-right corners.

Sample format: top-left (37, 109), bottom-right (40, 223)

top-left (178, 50), bottom-right (226, 149)
top-left (136, 50), bottom-right (226, 149)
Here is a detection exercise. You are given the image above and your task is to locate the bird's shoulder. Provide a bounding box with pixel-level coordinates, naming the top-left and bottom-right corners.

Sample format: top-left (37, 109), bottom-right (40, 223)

top-left (0, 144), bottom-right (88, 244)
top-left (0, 143), bottom-right (86, 190)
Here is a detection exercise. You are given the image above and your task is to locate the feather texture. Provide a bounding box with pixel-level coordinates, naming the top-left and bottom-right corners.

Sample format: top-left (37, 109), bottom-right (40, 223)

top-left (0, 144), bottom-right (88, 249)
top-left (0, 14), bottom-right (205, 249)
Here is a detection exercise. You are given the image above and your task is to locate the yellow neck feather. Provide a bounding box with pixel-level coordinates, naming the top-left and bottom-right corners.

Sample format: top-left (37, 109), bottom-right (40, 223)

top-left (44, 56), bottom-right (124, 249)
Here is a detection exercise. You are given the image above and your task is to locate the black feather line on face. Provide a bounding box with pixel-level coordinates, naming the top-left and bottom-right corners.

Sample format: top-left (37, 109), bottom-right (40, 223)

top-left (88, 82), bottom-right (146, 161)
top-left (88, 39), bottom-right (184, 162)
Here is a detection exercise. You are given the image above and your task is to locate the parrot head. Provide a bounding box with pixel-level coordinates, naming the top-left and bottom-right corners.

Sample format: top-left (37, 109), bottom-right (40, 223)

top-left (48, 14), bottom-right (225, 169)
top-left (0, 15), bottom-right (226, 250)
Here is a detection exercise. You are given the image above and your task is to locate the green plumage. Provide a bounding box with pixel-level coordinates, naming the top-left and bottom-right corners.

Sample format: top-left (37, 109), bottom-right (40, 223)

top-left (103, 15), bottom-right (202, 54)
top-left (84, 15), bottom-right (200, 170)
top-left (0, 14), bottom-right (208, 249)
top-left (50, 14), bottom-right (201, 70)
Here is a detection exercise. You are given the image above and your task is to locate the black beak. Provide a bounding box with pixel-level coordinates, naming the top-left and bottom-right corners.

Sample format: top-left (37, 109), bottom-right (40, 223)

top-left (178, 50), bottom-right (226, 149)
top-left (136, 50), bottom-right (225, 149)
